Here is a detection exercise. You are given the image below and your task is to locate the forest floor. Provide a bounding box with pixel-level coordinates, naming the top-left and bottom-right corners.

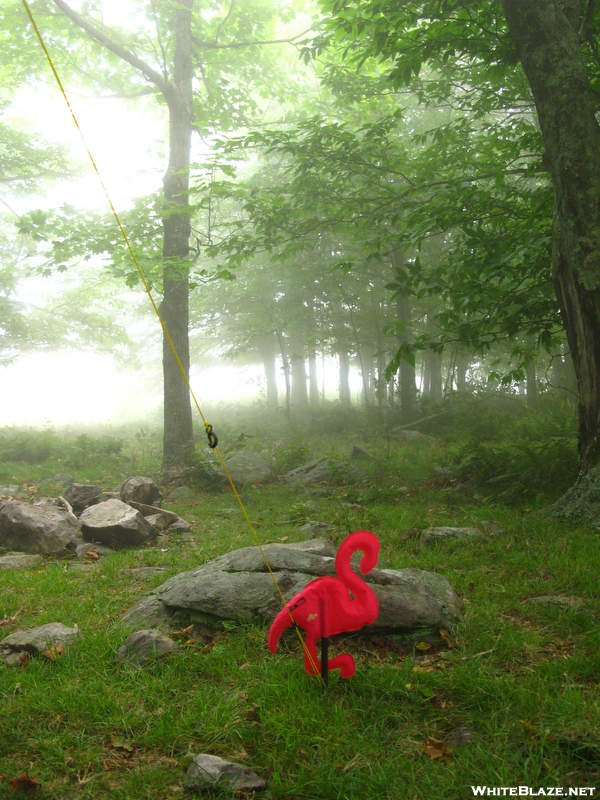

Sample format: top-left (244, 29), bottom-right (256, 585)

top-left (0, 401), bottom-right (598, 799)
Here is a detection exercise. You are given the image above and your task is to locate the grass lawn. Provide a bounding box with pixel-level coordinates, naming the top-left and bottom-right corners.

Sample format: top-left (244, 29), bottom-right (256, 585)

top-left (0, 410), bottom-right (599, 798)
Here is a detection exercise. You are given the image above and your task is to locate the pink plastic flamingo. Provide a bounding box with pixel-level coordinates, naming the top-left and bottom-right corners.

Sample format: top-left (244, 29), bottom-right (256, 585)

top-left (268, 530), bottom-right (380, 678)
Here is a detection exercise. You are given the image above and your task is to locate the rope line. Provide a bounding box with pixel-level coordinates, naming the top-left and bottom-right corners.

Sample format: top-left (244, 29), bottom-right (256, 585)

top-left (21, 0), bottom-right (324, 685)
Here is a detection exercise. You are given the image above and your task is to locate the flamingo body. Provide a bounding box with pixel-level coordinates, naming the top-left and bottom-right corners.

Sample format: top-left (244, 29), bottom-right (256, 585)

top-left (268, 530), bottom-right (380, 678)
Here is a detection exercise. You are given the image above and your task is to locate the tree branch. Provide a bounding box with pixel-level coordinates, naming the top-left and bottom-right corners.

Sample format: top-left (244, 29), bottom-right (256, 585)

top-left (51, 0), bottom-right (169, 93)
top-left (194, 27), bottom-right (314, 50)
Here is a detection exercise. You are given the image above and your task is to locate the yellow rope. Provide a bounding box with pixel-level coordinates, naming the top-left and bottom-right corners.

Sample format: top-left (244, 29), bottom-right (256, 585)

top-left (21, 0), bottom-right (324, 684)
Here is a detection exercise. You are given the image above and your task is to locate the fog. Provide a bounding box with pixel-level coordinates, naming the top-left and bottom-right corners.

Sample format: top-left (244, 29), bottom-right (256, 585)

top-left (0, 353), bottom-right (366, 426)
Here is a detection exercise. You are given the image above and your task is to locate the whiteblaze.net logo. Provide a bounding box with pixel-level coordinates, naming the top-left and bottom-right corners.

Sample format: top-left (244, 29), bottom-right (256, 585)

top-left (471, 789), bottom-right (596, 797)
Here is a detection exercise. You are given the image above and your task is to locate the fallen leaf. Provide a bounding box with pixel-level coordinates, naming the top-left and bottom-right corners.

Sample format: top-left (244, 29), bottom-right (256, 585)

top-left (42, 643), bottom-right (64, 662)
top-left (278, 536), bottom-right (288, 542)
top-left (1, 772), bottom-right (42, 794)
top-left (85, 550), bottom-right (100, 560)
top-left (178, 625), bottom-right (194, 636)
top-left (418, 737), bottom-right (453, 760)
top-left (439, 629), bottom-right (453, 648)
top-left (18, 652), bottom-right (30, 668)
top-left (415, 641), bottom-right (431, 651)
top-left (518, 508), bottom-right (532, 515)
top-left (110, 738), bottom-right (135, 755)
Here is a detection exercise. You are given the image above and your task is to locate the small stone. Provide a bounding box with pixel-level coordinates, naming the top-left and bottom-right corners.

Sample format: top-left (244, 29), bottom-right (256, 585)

top-left (165, 486), bottom-right (194, 501)
top-left (183, 754), bottom-right (266, 793)
top-left (167, 518), bottom-right (191, 533)
top-left (35, 473), bottom-right (75, 489)
top-left (80, 499), bottom-right (158, 547)
top-left (116, 629), bottom-right (178, 664)
top-left (120, 477), bottom-right (162, 507)
top-left (224, 451), bottom-right (272, 486)
top-left (298, 521), bottom-right (333, 539)
top-left (1, 622), bottom-right (82, 666)
top-left (0, 499), bottom-right (80, 556)
top-left (76, 541), bottom-right (113, 559)
top-left (62, 483), bottom-right (103, 513)
top-left (98, 491), bottom-right (120, 503)
top-left (0, 552), bottom-right (44, 570)
top-left (420, 526), bottom-right (486, 545)
top-left (122, 567), bottom-right (168, 579)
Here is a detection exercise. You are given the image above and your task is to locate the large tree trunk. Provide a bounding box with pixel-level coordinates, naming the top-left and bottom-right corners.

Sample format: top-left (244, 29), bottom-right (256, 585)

top-left (503, 0), bottom-right (600, 522)
top-left (160, 0), bottom-right (194, 467)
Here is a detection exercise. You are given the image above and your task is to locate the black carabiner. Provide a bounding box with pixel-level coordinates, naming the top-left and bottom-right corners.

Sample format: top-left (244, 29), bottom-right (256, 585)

top-left (206, 424), bottom-right (218, 449)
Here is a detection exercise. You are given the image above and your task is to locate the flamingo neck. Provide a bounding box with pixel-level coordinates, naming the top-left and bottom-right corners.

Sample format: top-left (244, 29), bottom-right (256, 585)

top-left (335, 541), bottom-right (373, 598)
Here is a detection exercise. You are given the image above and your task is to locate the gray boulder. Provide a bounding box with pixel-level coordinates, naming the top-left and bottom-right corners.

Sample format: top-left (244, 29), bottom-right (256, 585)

top-left (116, 629), bottom-right (178, 664)
top-left (0, 552), bottom-right (44, 570)
top-left (79, 499), bottom-right (158, 547)
top-left (121, 538), bottom-right (463, 634)
top-left (165, 486), bottom-right (194, 502)
top-left (284, 458), bottom-right (365, 486)
top-left (62, 483), bottom-right (102, 513)
top-left (184, 754), bottom-right (266, 793)
top-left (225, 450), bottom-right (272, 486)
top-left (120, 477), bottom-right (162, 508)
top-left (1, 622), bottom-right (81, 666)
top-left (420, 526), bottom-right (486, 545)
top-left (0, 499), bottom-right (80, 556)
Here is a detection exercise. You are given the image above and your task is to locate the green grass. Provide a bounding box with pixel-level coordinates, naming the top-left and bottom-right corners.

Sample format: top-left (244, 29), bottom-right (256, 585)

top-left (1, 408), bottom-right (599, 798)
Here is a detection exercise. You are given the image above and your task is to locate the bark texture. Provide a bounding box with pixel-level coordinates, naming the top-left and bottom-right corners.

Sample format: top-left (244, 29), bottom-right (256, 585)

top-left (502, 0), bottom-right (600, 472)
top-left (160, 0), bottom-right (194, 467)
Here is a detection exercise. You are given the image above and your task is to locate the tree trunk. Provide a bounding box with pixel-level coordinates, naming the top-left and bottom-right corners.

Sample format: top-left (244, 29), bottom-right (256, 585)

top-left (359, 344), bottom-right (375, 406)
top-left (157, 0), bottom-right (195, 467)
top-left (275, 330), bottom-right (291, 420)
top-left (376, 350), bottom-right (389, 408)
top-left (396, 294), bottom-right (416, 415)
top-left (289, 331), bottom-right (308, 406)
top-left (455, 351), bottom-right (470, 392)
top-left (49, 0), bottom-right (196, 467)
top-left (308, 350), bottom-right (320, 406)
top-left (259, 336), bottom-right (278, 410)
top-left (526, 359), bottom-right (538, 404)
top-left (503, 0), bottom-right (600, 472)
top-left (338, 350), bottom-right (351, 407)
top-left (428, 350), bottom-right (443, 404)
top-left (503, 0), bottom-right (600, 523)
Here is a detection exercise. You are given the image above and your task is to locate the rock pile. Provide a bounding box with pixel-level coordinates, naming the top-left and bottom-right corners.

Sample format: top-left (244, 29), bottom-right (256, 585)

top-left (0, 476), bottom-right (190, 558)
